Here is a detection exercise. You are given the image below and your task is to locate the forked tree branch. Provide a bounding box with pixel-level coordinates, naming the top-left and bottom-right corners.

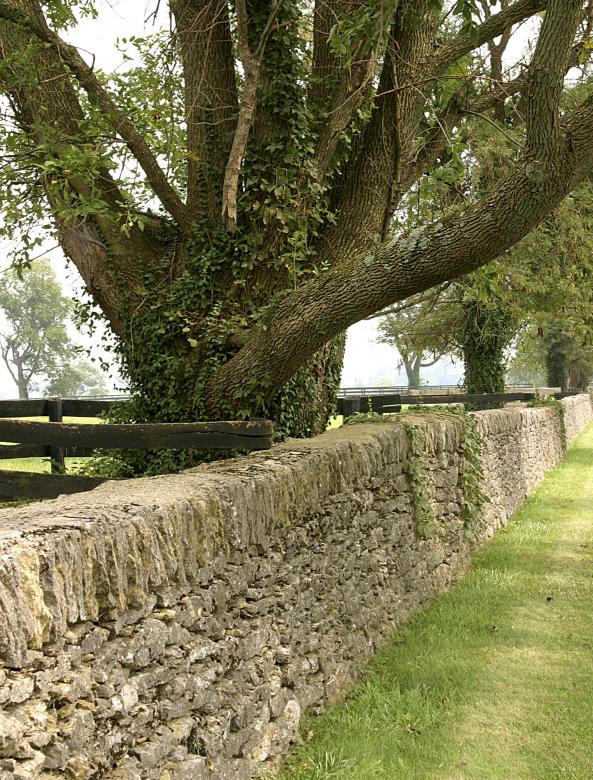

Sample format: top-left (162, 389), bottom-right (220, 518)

top-left (401, 31), bottom-right (592, 201)
top-left (205, 0), bottom-right (593, 412)
top-left (319, 2), bottom-right (443, 266)
top-left (0, 1), bottom-right (163, 332)
top-left (435, 0), bottom-right (549, 74)
top-left (309, 0), bottom-right (396, 176)
top-left (221, 0), bottom-right (284, 231)
top-left (0, 0), bottom-right (192, 230)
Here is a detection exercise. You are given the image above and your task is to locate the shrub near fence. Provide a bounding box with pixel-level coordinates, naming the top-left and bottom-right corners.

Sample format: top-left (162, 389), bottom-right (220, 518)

top-left (0, 398), bottom-right (272, 500)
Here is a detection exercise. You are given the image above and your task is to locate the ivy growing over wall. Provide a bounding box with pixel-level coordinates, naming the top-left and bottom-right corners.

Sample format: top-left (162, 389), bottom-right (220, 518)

top-left (529, 395), bottom-right (567, 452)
top-left (404, 407), bottom-right (490, 538)
top-left (345, 405), bottom-right (490, 538)
top-left (401, 420), bottom-right (435, 539)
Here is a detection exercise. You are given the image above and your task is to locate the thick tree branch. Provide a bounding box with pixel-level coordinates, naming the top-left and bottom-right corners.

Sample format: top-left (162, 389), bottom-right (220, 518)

top-left (206, 81), bottom-right (593, 411)
top-left (523, 0), bottom-right (582, 158)
top-left (171, 0), bottom-right (238, 227)
top-left (323, 0), bottom-right (553, 251)
top-left (0, 0), bottom-right (192, 230)
top-left (481, 0), bottom-right (512, 123)
top-left (309, 0), bottom-right (347, 111)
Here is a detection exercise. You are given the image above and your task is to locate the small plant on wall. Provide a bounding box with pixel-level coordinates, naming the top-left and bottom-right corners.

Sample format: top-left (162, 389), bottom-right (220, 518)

top-left (345, 404), bottom-right (490, 538)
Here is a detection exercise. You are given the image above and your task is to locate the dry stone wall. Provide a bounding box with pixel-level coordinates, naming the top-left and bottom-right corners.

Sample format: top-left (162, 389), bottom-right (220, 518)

top-left (0, 394), bottom-right (590, 780)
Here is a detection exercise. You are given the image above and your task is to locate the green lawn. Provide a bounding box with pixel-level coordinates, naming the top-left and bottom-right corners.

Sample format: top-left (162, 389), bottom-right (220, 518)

top-left (280, 421), bottom-right (593, 780)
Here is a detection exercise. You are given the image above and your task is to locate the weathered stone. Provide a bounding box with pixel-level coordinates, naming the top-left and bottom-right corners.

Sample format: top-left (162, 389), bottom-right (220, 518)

top-left (111, 684), bottom-right (139, 716)
top-left (13, 749), bottom-right (45, 778)
top-left (0, 714), bottom-right (26, 757)
top-left (80, 628), bottom-right (109, 656)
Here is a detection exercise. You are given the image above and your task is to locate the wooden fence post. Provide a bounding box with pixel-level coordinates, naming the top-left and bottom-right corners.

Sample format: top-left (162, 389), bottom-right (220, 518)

top-left (342, 398), bottom-right (361, 419)
top-left (46, 398), bottom-right (65, 474)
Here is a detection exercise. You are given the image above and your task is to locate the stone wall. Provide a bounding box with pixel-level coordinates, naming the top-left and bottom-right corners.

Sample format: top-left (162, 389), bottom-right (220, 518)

top-left (0, 395), bottom-right (590, 780)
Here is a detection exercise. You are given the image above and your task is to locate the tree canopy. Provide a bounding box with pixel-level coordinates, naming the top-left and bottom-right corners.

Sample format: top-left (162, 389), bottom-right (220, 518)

top-left (46, 358), bottom-right (110, 397)
top-left (0, 259), bottom-right (75, 398)
top-left (1, 0), bottom-right (593, 458)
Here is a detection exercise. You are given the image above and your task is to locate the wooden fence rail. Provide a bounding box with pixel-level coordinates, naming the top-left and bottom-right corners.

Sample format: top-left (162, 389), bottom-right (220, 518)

top-left (0, 397), bottom-right (272, 501)
top-left (336, 390), bottom-right (579, 418)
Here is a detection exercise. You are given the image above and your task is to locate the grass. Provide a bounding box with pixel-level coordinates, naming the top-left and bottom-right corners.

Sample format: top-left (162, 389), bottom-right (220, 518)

top-left (327, 407), bottom-right (415, 431)
top-left (0, 416), bottom-right (100, 474)
top-left (280, 421), bottom-right (593, 780)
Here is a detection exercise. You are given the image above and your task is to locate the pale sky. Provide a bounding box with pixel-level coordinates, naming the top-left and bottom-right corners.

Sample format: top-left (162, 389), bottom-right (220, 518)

top-left (0, 2), bottom-right (542, 398)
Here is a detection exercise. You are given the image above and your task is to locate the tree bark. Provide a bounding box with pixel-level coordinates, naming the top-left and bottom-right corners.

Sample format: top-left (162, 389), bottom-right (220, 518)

top-left (404, 355), bottom-right (422, 391)
top-left (16, 363), bottom-right (29, 400)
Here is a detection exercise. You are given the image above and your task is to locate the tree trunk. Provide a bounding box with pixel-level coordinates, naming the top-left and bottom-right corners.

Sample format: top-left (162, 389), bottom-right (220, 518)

top-left (16, 364), bottom-right (29, 400)
top-left (462, 301), bottom-right (515, 394)
top-left (545, 327), bottom-right (571, 390)
top-left (402, 354), bottom-right (422, 390)
top-left (105, 238), bottom-right (345, 474)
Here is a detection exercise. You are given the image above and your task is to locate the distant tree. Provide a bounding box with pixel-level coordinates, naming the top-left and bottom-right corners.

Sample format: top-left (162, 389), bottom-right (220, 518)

top-left (544, 325), bottom-right (593, 390)
top-left (377, 292), bottom-right (461, 389)
top-left (507, 322), bottom-right (593, 390)
top-left (0, 260), bottom-right (76, 398)
top-left (46, 359), bottom-right (110, 397)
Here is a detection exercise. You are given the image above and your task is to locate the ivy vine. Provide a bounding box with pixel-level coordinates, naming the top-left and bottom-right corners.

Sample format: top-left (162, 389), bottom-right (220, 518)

top-left (405, 406), bottom-right (490, 538)
top-left (345, 404), bottom-right (490, 538)
top-left (529, 394), bottom-right (567, 451)
top-left (401, 420), bottom-right (435, 539)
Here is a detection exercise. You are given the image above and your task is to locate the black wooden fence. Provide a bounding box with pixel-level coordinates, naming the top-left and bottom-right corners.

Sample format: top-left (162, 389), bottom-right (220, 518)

top-left (0, 397), bottom-right (272, 501)
top-left (336, 390), bottom-right (579, 418)
top-left (1, 390), bottom-right (580, 501)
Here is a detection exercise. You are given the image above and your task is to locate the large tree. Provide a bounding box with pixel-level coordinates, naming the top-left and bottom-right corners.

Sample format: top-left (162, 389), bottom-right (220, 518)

top-left (1, 0), bottom-right (593, 459)
top-left (0, 259), bottom-right (75, 398)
